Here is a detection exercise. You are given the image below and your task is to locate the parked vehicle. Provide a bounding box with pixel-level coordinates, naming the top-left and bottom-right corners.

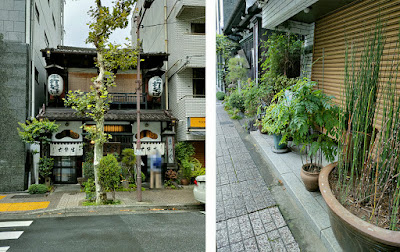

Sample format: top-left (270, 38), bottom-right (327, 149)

top-left (193, 175), bottom-right (205, 204)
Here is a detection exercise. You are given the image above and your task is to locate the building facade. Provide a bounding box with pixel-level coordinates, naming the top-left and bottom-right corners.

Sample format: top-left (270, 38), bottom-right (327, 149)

top-left (0, 0), bottom-right (64, 191)
top-left (132, 0), bottom-right (206, 166)
top-left (38, 46), bottom-right (175, 184)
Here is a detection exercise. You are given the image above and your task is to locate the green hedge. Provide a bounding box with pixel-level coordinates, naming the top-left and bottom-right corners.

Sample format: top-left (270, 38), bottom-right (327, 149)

top-left (28, 184), bottom-right (48, 194)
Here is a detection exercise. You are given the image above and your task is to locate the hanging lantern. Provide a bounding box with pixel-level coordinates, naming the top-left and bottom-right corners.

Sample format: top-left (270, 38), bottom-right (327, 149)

top-left (148, 76), bottom-right (163, 97)
top-left (47, 74), bottom-right (64, 96)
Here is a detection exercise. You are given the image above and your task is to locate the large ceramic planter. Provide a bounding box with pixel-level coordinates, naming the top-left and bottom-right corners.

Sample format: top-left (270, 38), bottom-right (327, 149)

top-left (300, 163), bottom-right (321, 192)
top-left (319, 163), bottom-right (400, 251)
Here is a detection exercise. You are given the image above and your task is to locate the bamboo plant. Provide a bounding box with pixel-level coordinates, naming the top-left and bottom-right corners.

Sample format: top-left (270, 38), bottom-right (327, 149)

top-left (335, 20), bottom-right (400, 230)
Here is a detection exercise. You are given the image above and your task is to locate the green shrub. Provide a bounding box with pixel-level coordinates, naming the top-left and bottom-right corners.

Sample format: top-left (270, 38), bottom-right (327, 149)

top-left (216, 91), bottom-right (225, 100)
top-left (28, 184), bottom-right (48, 194)
top-left (83, 178), bottom-right (96, 201)
top-left (39, 157), bottom-right (54, 179)
top-left (98, 154), bottom-right (121, 194)
top-left (121, 148), bottom-right (136, 182)
top-left (226, 90), bottom-right (245, 112)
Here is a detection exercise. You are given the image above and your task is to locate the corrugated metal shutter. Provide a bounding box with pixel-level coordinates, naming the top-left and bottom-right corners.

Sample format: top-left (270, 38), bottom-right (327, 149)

top-left (312, 0), bottom-right (400, 129)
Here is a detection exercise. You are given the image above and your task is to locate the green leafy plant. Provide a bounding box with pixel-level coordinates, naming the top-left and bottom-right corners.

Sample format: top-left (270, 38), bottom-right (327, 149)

top-left (121, 148), bottom-right (136, 182)
top-left (225, 57), bottom-right (248, 85)
top-left (216, 91), bottom-right (225, 100)
top-left (260, 32), bottom-right (302, 78)
top-left (216, 34), bottom-right (238, 85)
top-left (286, 79), bottom-right (339, 165)
top-left (28, 184), bottom-right (48, 194)
top-left (83, 178), bottom-right (96, 201)
top-left (98, 154), bottom-right (121, 202)
top-left (175, 142), bottom-right (195, 166)
top-left (225, 89), bottom-right (245, 112)
top-left (38, 157), bottom-right (54, 179)
top-left (261, 93), bottom-right (292, 136)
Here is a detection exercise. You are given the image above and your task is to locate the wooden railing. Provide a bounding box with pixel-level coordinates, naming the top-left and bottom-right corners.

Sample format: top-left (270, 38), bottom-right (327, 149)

top-left (109, 92), bottom-right (147, 109)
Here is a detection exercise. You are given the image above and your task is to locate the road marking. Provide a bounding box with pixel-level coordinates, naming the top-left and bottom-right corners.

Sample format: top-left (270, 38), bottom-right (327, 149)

top-left (0, 221), bottom-right (33, 228)
top-left (0, 246), bottom-right (10, 252)
top-left (0, 231), bottom-right (24, 240)
top-left (0, 196), bottom-right (6, 200)
top-left (0, 202), bottom-right (50, 212)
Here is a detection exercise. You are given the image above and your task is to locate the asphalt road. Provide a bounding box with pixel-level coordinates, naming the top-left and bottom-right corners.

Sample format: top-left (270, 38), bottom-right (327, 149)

top-left (1, 212), bottom-right (205, 252)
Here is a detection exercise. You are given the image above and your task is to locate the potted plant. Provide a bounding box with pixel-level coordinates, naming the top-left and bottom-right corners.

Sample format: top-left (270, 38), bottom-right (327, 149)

top-left (319, 22), bottom-right (400, 250)
top-left (286, 79), bottom-right (338, 191)
top-left (261, 89), bottom-right (292, 153)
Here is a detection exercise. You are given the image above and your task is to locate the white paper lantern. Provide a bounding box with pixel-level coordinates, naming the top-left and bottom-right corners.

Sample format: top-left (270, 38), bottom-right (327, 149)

top-left (48, 74), bottom-right (64, 96)
top-left (148, 76), bottom-right (163, 97)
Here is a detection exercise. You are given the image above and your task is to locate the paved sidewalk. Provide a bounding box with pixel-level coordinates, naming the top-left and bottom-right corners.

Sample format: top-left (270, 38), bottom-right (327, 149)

top-left (0, 184), bottom-right (202, 219)
top-left (216, 101), bottom-right (300, 252)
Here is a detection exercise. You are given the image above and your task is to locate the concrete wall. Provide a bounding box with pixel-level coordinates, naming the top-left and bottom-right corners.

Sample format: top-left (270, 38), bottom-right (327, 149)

top-left (0, 0), bottom-right (63, 192)
top-left (0, 41), bottom-right (29, 192)
top-left (0, 0), bottom-right (26, 42)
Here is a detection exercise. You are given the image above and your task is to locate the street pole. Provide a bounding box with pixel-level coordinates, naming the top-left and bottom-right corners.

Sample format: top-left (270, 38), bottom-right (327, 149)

top-left (136, 18), bottom-right (142, 202)
top-left (135, 1), bottom-right (154, 201)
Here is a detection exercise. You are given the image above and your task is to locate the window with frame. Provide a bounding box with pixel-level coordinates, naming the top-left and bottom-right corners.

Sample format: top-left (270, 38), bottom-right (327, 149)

top-left (35, 4), bottom-right (40, 23)
top-left (191, 23), bottom-right (205, 34)
top-left (193, 68), bottom-right (205, 96)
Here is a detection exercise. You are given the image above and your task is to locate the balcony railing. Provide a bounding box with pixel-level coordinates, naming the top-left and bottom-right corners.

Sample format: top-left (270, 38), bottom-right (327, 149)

top-left (109, 92), bottom-right (147, 109)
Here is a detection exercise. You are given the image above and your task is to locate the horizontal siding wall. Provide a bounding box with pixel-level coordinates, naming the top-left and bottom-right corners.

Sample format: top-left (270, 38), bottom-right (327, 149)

top-left (312, 0), bottom-right (400, 129)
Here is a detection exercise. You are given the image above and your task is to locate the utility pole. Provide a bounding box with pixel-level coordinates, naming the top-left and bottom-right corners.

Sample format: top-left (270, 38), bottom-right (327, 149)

top-left (135, 0), bottom-right (154, 202)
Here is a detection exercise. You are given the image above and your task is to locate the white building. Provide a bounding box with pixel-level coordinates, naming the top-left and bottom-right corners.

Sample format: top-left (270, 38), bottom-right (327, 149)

top-left (132, 0), bottom-right (206, 165)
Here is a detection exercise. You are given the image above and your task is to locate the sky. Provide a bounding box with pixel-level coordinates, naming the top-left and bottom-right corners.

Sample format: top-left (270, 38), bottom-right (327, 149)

top-left (63, 0), bottom-right (134, 48)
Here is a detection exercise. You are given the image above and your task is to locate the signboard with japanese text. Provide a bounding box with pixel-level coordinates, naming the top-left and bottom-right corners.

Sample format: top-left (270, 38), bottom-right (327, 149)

top-left (132, 122), bottom-right (161, 142)
top-left (188, 117), bottom-right (206, 128)
top-left (48, 74), bottom-right (64, 96)
top-left (50, 143), bottom-right (83, 156)
top-left (148, 76), bottom-right (163, 97)
top-left (133, 142), bottom-right (165, 156)
top-left (166, 136), bottom-right (175, 163)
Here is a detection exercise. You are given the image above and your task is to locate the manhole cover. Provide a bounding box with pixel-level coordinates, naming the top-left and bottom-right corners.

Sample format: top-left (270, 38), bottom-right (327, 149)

top-left (11, 194), bottom-right (46, 199)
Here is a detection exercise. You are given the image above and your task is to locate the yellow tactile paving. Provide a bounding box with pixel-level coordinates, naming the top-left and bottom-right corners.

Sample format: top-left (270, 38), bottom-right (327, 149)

top-left (0, 202), bottom-right (50, 212)
top-left (0, 195), bottom-right (6, 200)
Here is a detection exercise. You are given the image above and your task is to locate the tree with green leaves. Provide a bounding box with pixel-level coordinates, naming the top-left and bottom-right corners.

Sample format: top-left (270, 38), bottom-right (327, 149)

top-left (216, 34), bottom-right (238, 88)
top-left (17, 118), bottom-right (59, 157)
top-left (64, 0), bottom-right (138, 204)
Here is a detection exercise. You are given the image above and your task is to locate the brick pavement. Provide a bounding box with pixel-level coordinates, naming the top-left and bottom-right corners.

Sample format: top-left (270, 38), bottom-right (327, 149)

top-left (216, 101), bottom-right (300, 252)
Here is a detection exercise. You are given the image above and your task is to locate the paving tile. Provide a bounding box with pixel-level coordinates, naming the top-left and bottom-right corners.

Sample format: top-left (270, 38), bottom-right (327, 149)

top-left (270, 238), bottom-right (287, 252)
top-left (229, 231), bottom-right (243, 244)
top-left (285, 242), bottom-right (301, 252)
top-left (217, 246), bottom-right (231, 252)
top-left (278, 226), bottom-right (296, 245)
top-left (243, 237), bottom-right (258, 252)
top-left (217, 228), bottom-right (229, 248)
top-left (267, 229), bottom-right (280, 241)
top-left (269, 207), bottom-right (287, 228)
top-left (256, 233), bottom-right (272, 252)
top-left (230, 241), bottom-right (245, 252)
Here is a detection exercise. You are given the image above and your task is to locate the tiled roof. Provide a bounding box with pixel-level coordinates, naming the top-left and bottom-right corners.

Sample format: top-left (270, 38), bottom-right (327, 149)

top-left (38, 108), bottom-right (177, 122)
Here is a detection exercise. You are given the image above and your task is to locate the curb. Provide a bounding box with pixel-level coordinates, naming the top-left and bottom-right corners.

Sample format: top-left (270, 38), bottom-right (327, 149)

top-left (249, 131), bottom-right (342, 252)
top-left (0, 203), bottom-right (205, 220)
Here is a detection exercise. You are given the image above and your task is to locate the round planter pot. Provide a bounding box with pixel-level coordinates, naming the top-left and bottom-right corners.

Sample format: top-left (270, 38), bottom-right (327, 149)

top-left (319, 163), bottom-right (400, 251)
top-left (300, 163), bottom-right (321, 192)
top-left (272, 134), bottom-right (289, 153)
top-left (180, 178), bottom-right (189, 185)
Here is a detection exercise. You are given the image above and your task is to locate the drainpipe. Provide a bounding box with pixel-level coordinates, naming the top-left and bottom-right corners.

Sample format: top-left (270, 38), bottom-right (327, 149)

top-left (164, 0), bottom-right (169, 110)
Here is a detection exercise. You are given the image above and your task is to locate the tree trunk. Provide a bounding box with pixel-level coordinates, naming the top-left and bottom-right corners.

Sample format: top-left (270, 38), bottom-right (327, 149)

top-left (94, 51), bottom-right (107, 204)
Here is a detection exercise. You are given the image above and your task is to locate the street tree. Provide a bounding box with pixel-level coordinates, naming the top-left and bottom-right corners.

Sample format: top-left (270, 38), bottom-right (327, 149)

top-left (64, 0), bottom-right (138, 204)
